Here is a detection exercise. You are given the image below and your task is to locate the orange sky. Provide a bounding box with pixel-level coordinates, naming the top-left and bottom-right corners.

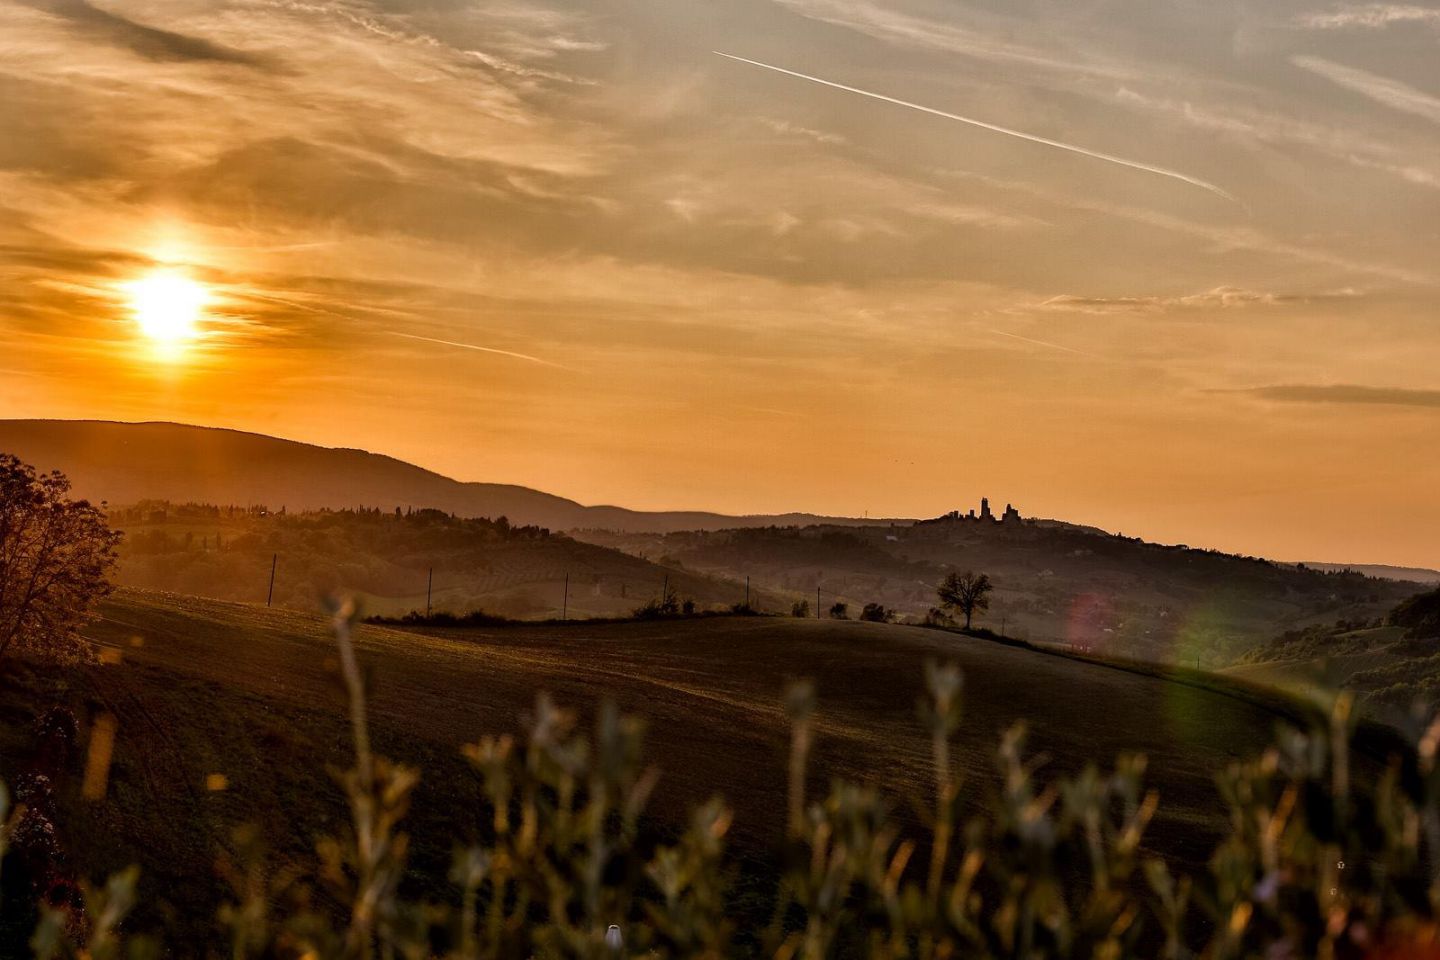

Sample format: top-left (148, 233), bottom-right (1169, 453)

top-left (1, 0), bottom-right (1438, 567)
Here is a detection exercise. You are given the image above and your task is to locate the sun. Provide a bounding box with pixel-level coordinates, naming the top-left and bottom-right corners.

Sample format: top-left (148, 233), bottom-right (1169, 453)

top-left (126, 269), bottom-right (209, 345)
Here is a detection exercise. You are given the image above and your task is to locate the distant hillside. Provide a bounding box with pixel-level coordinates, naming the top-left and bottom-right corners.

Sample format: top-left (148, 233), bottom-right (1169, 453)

top-left (1301, 562), bottom-right (1440, 584)
top-left (577, 519), bottom-right (1426, 663)
top-left (1226, 587), bottom-right (1440, 714)
top-left (106, 501), bottom-right (781, 618)
top-left (0, 419), bottom-right (903, 533)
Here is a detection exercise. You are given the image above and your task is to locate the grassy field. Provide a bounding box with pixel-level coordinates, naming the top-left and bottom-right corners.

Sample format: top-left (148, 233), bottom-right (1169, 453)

top-left (0, 589), bottom-right (1324, 945)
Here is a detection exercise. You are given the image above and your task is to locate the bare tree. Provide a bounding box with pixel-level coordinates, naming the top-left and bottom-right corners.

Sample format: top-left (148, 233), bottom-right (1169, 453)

top-left (0, 455), bottom-right (121, 664)
top-left (937, 571), bottom-right (993, 631)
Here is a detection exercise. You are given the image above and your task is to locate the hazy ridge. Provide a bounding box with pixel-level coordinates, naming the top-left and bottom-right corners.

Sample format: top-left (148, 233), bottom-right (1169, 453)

top-left (0, 419), bottom-right (906, 533)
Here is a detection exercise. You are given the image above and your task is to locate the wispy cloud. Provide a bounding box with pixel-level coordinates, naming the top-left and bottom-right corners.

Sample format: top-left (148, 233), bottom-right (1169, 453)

top-left (758, 117), bottom-right (848, 145)
top-left (1228, 384), bottom-right (1440, 409)
top-left (1292, 56), bottom-right (1440, 125)
top-left (461, 49), bottom-right (597, 85)
top-left (932, 165), bottom-right (1437, 286)
top-left (768, 0), bottom-right (1145, 84)
top-left (1298, 4), bottom-right (1440, 29)
top-left (1112, 86), bottom-right (1440, 192)
top-left (1040, 287), bottom-right (1359, 313)
top-left (23, 0), bottom-right (276, 67)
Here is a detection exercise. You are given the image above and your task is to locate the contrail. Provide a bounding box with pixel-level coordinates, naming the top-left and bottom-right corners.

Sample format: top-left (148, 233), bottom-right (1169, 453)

top-left (386, 331), bottom-right (569, 370)
top-left (986, 329), bottom-right (1103, 359)
top-left (714, 52), bottom-right (1238, 204)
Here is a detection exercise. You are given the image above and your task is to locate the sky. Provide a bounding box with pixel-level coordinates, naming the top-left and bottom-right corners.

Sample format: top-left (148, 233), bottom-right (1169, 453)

top-left (1, 0), bottom-right (1438, 567)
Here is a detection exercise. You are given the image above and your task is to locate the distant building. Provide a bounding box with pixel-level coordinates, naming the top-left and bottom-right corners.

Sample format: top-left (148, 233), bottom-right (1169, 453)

top-left (921, 499), bottom-right (1022, 526)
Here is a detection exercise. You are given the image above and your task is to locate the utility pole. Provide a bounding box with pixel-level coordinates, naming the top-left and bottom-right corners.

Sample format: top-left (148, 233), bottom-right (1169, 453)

top-left (662, 573), bottom-right (668, 603)
top-left (426, 567), bottom-right (433, 618)
top-left (745, 576), bottom-right (750, 609)
top-left (562, 572), bottom-right (569, 620)
top-left (266, 553), bottom-right (277, 607)
top-left (816, 585), bottom-right (821, 618)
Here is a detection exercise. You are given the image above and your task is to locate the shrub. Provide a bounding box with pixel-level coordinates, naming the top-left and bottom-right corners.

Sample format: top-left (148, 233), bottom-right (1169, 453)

top-left (1390, 586), bottom-right (1440, 639)
top-left (32, 707), bottom-right (79, 747)
top-left (791, 600), bottom-right (810, 618)
top-left (827, 601), bottom-right (848, 620)
top-left (365, 609), bottom-right (512, 628)
top-left (31, 707), bottom-right (80, 772)
top-left (632, 583), bottom-right (683, 620)
top-left (922, 606), bottom-right (956, 628)
top-left (859, 602), bottom-right (892, 623)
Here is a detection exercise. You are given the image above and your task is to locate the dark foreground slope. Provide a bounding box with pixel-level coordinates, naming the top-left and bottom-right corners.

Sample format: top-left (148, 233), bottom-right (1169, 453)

top-left (0, 419), bottom-right (899, 532)
top-left (1, 591), bottom-right (1312, 943)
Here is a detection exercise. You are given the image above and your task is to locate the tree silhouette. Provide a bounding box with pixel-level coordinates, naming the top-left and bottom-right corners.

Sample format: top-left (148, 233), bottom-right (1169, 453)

top-left (0, 455), bottom-right (121, 664)
top-left (937, 571), bottom-right (993, 630)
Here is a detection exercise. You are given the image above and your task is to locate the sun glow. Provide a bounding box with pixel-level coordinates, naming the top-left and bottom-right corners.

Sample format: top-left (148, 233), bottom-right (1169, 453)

top-left (126, 269), bottom-right (209, 346)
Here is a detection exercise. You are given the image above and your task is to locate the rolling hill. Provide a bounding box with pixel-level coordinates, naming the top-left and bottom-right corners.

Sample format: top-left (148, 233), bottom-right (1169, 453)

top-left (1301, 562), bottom-right (1440, 585)
top-left (1, 590), bottom-right (1327, 945)
top-left (105, 502), bottom-right (782, 618)
top-left (1225, 587), bottom-right (1440, 714)
top-left (578, 520), bottom-right (1426, 663)
top-left (0, 419), bottom-right (902, 533)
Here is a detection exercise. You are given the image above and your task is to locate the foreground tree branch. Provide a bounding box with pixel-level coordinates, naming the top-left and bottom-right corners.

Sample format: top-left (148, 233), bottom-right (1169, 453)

top-left (0, 454), bottom-right (121, 665)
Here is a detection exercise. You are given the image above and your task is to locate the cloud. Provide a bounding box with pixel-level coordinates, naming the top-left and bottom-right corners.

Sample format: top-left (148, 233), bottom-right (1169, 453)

top-left (768, 0), bottom-right (1146, 84)
top-left (937, 165), bottom-right (1437, 285)
top-left (0, 0), bottom-right (611, 177)
top-left (1228, 384), bottom-right (1440, 409)
top-left (1112, 86), bottom-right (1440, 191)
top-left (1297, 5), bottom-right (1440, 29)
top-left (1293, 56), bottom-right (1440, 125)
top-left (461, 49), bottom-right (596, 85)
top-left (21, 0), bottom-right (275, 67)
top-left (758, 117), bottom-right (848, 145)
top-left (1040, 287), bottom-right (1358, 314)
